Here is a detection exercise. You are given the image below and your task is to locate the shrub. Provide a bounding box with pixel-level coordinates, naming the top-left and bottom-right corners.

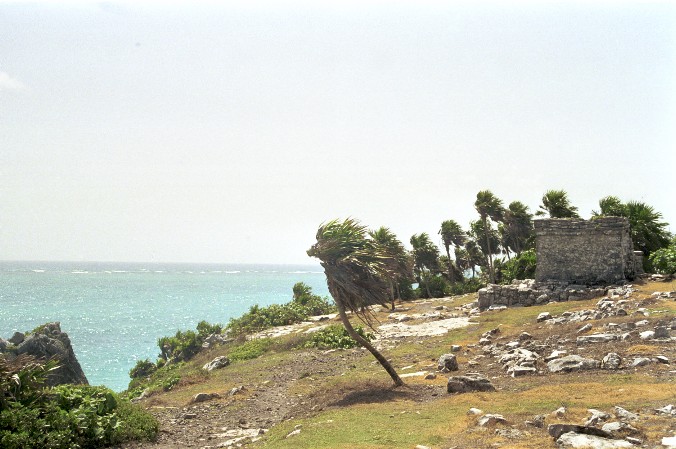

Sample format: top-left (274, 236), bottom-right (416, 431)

top-left (228, 338), bottom-right (273, 361)
top-left (129, 359), bottom-right (157, 379)
top-left (500, 249), bottom-right (537, 283)
top-left (649, 244), bottom-right (676, 275)
top-left (0, 356), bottom-right (158, 448)
top-left (226, 283), bottom-right (336, 337)
top-left (157, 320), bottom-right (223, 363)
top-left (447, 278), bottom-right (484, 295)
top-left (305, 325), bottom-right (374, 349)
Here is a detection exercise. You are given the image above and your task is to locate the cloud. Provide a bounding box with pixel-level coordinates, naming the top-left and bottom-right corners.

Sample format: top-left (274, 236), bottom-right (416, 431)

top-left (0, 72), bottom-right (25, 90)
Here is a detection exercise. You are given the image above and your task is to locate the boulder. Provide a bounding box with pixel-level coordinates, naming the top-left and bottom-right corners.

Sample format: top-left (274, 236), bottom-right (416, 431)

top-left (203, 355), bottom-right (230, 371)
top-left (477, 414), bottom-right (507, 426)
top-left (548, 424), bottom-right (613, 439)
top-left (9, 332), bottom-right (25, 345)
top-left (192, 392), bottom-right (220, 403)
top-left (537, 312), bottom-right (553, 322)
top-left (547, 355), bottom-right (600, 373)
top-left (654, 326), bottom-right (670, 339)
top-left (576, 334), bottom-right (618, 345)
top-left (556, 432), bottom-right (634, 448)
top-left (602, 353), bottom-right (622, 370)
top-left (447, 374), bottom-right (496, 394)
top-left (613, 406), bottom-right (638, 421)
top-left (437, 354), bottom-right (459, 372)
top-left (14, 322), bottom-right (88, 386)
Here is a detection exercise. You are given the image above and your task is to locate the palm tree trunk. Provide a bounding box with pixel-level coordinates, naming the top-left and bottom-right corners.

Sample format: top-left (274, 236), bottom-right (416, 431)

top-left (336, 302), bottom-right (404, 387)
top-left (483, 217), bottom-right (495, 283)
top-left (445, 246), bottom-right (455, 283)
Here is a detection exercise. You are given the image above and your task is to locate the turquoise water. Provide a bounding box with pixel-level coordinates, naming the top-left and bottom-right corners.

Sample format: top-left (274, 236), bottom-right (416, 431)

top-left (0, 261), bottom-right (329, 392)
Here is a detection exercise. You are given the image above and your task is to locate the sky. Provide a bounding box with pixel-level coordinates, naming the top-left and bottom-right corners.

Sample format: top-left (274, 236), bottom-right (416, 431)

top-left (1, 1), bottom-right (675, 265)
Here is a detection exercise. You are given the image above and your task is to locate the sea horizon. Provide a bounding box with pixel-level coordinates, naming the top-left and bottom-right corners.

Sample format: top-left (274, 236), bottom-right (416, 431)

top-left (0, 261), bottom-right (330, 391)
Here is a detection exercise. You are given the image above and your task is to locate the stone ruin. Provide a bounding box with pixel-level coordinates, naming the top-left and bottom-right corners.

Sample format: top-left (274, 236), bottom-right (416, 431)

top-left (479, 217), bottom-right (644, 310)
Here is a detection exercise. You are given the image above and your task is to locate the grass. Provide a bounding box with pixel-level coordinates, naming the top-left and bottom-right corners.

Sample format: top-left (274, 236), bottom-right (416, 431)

top-left (132, 280), bottom-right (675, 448)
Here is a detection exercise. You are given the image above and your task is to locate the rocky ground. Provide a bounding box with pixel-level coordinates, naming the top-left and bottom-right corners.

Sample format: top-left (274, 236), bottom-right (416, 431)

top-left (118, 280), bottom-right (675, 449)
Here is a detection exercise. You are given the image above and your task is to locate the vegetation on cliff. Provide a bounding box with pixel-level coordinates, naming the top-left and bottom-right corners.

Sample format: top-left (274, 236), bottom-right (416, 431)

top-left (0, 355), bottom-right (158, 448)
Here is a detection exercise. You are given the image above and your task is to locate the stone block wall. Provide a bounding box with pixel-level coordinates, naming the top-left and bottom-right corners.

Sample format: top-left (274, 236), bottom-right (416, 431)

top-left (534, 217), bottom-right (635, 285)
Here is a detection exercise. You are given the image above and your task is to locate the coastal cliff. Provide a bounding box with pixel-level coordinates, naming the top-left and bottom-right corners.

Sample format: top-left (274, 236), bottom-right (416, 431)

top-left (0, 321), bottom-right (88, 386)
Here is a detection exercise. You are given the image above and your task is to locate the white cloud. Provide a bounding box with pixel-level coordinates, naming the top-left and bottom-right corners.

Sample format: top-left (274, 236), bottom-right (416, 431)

top-left (0, 71), bottom-right (25, 90)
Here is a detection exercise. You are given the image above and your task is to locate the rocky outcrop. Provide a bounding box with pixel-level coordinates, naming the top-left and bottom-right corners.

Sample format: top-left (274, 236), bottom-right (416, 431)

top-left (1, 322), bottom-right (88, 386)
top-left (447, 373), bottom-right (495, 394)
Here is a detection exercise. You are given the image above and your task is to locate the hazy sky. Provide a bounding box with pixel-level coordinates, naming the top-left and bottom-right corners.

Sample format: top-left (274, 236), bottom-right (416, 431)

top-left (1, 1), bottom-right (675, 264)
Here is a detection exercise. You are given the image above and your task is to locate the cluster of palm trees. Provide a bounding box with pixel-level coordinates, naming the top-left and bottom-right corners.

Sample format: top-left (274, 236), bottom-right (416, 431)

top-left (306, 189), bottom-right (671, 387)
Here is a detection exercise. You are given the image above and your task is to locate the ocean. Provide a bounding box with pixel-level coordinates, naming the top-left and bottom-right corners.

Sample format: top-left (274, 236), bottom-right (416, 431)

top-left (0, 261), bottom-right (329, 392)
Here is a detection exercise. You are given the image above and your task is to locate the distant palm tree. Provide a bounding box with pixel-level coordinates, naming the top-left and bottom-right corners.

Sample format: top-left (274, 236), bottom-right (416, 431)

top-left (464, 240), bottom-right (484, 279)
top-left (537, 189), bottom-right (580, 218)
top-left (307, 219), bottom-right (404, 387)
top-left (592, 197), bottom-right (671, 256)
top-left (474, 190), bottom-right (504, 283)
top-left (369, 226), bottom-right (413, 309)
top-left (439, 220), bottom-right (466, 283)
top-left (503, 201), bottom-right (533, 257)
top-left (410, 233), bottom-right (440, 298)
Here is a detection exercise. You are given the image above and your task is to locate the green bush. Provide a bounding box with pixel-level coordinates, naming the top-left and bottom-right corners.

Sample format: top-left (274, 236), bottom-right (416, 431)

top-left (305, 325), bottom-right (374, 349)
top-left (228, 338), bottom-right (273, 361)
top-left (157, 320), bottom-right (223, 363)
top-left (0, 356), bottom-right (158, 448)
top-left (649, 243), bottom-right (676, 275)
top-left (499, 249), bottom-right (537, 284)
top-left (447, 278), bottom-right (484, 295)
top-left (129, 359), bottom-right (157, 379)
top-left (226, 283), bottom-right (336, 337)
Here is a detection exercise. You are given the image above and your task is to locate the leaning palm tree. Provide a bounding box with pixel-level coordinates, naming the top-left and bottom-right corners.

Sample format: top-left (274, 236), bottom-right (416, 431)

top-left (410, 233), bottom-right (440, 298)
top-left (537, 189), bottom-right (580, 218)
top-left (307, 219), bottom-right (404, 387)
top-left (503, 201), bottom-right (533, 257)
top-left (369, 227), bottom-right (413, 309)
top-left (474, 190), bottom-right (504, 283)
top-left (439, 219), bottom-right (466, 283)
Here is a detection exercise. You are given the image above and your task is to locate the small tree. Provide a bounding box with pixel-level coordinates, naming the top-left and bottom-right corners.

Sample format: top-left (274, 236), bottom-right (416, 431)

top-left (308, 219), bottom-right (404, 387)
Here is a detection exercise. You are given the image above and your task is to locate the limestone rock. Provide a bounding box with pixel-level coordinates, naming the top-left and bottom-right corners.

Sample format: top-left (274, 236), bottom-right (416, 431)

top-left (654, 326), bottom-right (670, 339)
top-left (547, 355), bottom-right (600, 373)
top-left (556, 432), bottom-right (634, 448)
top-left (613, 406), bottom-right (638, 421)
top-left (13, 322), bottom-right (88, 386)
top-left (437, 353), bottom-right (459, 372)
top-left (477, 414), bottom-right (507, 426)
top-left (548, 424), bottom-right (613, 439)
top-left (203, 356), bottom-right (231, 371)
top-left (537, 312), bottom-right (553, 322)
top-left (602, 353), bottom-right (622, 370)
top-left (447, 374), bottom-right (496, 394)
top-left (576, 334), bottom-right (618, 345)
top-left (192, 392), bottom-right (220, 403)
top-left (9, 332), bottom-right (25, 345)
